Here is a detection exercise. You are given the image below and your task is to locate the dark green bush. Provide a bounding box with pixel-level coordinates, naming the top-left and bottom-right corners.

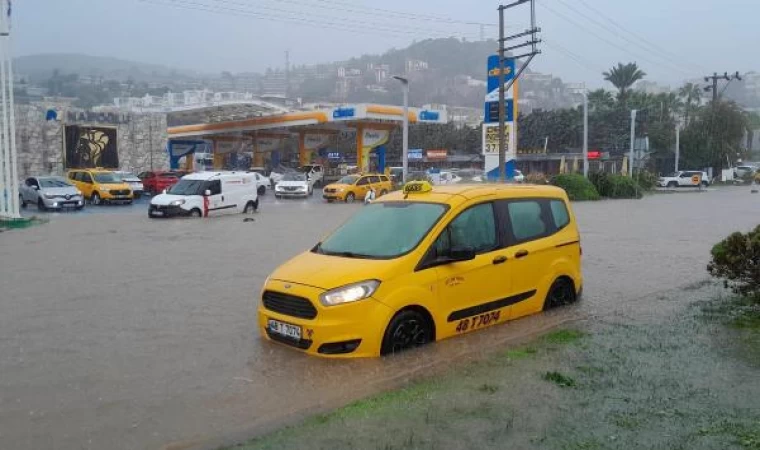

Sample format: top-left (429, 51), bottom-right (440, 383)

top-left (551, 174), bottom-right (600, 201)
top-left (633, 170), bottom-right (658, 191)
top-left (589, 172), bottom-right (642, 199)
top-left (708, 225), bottom-right (760, 302)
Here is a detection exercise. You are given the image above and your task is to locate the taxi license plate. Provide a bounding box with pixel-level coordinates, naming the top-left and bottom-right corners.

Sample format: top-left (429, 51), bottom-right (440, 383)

top-left (152, 211), bottom-right (164, 216)
top-left (268, 319), bottom-right (302, 340)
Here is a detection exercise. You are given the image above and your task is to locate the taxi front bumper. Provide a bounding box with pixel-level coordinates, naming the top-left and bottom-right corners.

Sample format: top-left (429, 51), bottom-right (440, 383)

top-left (257, 279), bottom-right (393, 358)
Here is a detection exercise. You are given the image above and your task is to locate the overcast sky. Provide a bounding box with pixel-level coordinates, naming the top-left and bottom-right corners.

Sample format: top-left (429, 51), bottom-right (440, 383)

top-left (13, 0), bottom-right (760, 88)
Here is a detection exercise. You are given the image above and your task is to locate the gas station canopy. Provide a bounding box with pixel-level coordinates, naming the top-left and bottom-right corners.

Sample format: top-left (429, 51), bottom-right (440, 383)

top-left (166, 103), bottom-right (448, 173)
top-left (167, 103), bottom-right (447, 139)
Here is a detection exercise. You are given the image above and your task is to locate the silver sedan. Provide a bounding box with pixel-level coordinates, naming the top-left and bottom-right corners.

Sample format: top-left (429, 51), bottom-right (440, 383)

top-left (19, 176), bottom-right (85, 211)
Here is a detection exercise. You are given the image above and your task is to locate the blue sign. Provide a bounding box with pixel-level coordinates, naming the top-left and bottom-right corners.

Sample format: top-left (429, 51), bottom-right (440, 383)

top-left (418, 110), bottom-right (440, 122)
top-left (408, 149), bottom-right (423, 160)
top-left (332, 107), bottom-right (355, 119)
top-left (327, 152), bottom-right (342, 160)
top-left (485, 55), bottom-right (516, 124)
top-left (485, 99), bottom-right (514, 124)
top-left (487, 55), bottom-right (515, 93)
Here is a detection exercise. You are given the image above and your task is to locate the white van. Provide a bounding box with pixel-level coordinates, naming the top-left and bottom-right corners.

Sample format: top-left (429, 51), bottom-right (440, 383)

top-left (148, 172), bottom-right (258, 218)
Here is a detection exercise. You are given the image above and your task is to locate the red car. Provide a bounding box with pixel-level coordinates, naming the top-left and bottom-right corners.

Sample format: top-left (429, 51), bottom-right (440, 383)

top-left (138, 171), bottom-right (181, 195)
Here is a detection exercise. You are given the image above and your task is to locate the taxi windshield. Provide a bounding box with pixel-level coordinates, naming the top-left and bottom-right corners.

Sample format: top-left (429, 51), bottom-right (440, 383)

top-left (93, 173), bottom-right (119, 183)
top-left (315, 201), bottom-right (447, 259)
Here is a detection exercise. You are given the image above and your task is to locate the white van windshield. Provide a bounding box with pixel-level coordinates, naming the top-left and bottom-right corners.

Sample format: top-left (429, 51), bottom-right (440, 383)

top-left (167, 179), bottom-right (205, 195)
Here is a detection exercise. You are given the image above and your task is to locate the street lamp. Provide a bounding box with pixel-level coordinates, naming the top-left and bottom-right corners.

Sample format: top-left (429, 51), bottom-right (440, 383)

top-left (570, 85), bottom-right (589, 177)
top-left (393, 75), bottom-right (409, 184)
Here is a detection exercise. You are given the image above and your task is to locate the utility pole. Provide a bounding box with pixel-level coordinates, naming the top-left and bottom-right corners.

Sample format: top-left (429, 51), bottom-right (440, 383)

top-left (498, 6), bottom-right (506, 181)
top-left (704, 71), bottom-right (742, 103)
top-left (497, 0), bottom-right (541, 182)
top-left (393, 76), bottom-right (409, 183)
top-left (285, 50), bottom-right (291, 99)
top-left (629, 109), bottom-right (637, 177)
top-left (582, 87), bottom-right (588, 177)
top-left (674, 124), bottom-right (680, 172)
top-left (149, 115), bottom-right (154, 171)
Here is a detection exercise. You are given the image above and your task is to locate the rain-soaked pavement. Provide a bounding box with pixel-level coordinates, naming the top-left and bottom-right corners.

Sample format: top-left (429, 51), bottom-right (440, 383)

top-left (1, 187), bottom-right (758, 450)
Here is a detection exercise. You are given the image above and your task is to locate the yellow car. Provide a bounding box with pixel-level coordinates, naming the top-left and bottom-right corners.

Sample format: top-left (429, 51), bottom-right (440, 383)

top-left (67, 169), bottom-right (134, 205)
top-left (258, 181), bottom-right (583, 357)
top-left (322, 173), bottom-right (393, 203)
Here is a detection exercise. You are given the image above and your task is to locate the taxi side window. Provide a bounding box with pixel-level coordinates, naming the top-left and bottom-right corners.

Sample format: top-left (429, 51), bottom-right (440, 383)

top-left (433, 203), bottom-right (497, 256)
top-left (81, 173), bottom-right (93, 183)
top-left (506, 200), bottom-right (549, 243)
top-left (68, 172), bottom-right (77, 180)
top-left (356, 177), bottom-right (370, 186)
top-left (369, 176), bottom-right (381, 184)
top-left (550, 200), bottom-right (570, 230)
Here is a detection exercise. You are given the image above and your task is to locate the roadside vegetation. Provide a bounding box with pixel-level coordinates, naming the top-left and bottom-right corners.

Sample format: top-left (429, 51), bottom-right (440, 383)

top-left (227, 284), bottom-right (760, 450)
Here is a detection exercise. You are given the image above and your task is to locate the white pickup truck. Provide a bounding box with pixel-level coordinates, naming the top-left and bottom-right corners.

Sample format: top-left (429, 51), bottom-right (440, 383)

top-left (657, 171), bottom-right (711, 188)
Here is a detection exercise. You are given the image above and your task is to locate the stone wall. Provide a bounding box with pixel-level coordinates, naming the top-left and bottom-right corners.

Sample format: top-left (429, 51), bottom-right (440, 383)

top-left (15, 104), bottom-right (169, 178)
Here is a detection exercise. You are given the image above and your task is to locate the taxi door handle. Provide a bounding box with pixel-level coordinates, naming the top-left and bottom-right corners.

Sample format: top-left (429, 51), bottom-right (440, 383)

top-left (514, 250), bottom-right (529, 259)
top-left (492, 255), bottom-right (508, 265)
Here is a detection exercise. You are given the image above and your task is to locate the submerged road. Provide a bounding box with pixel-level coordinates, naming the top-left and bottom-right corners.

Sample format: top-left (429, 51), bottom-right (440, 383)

top-left (1, 187), bottom-right (758, 449)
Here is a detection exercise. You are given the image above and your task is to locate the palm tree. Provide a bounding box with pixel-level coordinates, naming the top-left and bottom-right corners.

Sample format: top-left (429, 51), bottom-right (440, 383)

top-left (678, 82), bottom-right (702, 125)
top-left (603, 62), bottom-right (646, 102)
top-left (587, 89), bottom-right (615, 112)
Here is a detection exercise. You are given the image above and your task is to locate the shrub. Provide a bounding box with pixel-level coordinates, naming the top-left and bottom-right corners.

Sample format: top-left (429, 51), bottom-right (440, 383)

top-left (551, 174), bottom-right (600, 201)
top-left (589, 172), bottom-right (642, 199)
top-left (633, 170), bottom-right (658, 191)
top-left (525, 172), bottom-right (549, 185)
top-left (707, 225), bottom-right (760, 302)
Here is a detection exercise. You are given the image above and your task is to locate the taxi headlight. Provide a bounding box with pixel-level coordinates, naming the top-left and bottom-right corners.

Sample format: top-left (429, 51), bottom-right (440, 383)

top-left (320, 280), bottom-right (380, 306)
top-left (169, 199), bottom-right (186, 206)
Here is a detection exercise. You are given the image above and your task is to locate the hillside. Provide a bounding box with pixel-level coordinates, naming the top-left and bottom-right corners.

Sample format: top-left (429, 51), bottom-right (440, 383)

top-left (13, 53), bottom-right (197, 83)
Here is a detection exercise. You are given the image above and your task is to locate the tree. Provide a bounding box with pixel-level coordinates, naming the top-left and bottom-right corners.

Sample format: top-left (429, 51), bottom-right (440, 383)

top-left (679, 100), bottom-right (748, 170)
top-left (603, 62), bottom-right (646, 102)
top-left (587, 89), bottom-right (615, 112)
top-left (678, 82), bottom-right (702, 125)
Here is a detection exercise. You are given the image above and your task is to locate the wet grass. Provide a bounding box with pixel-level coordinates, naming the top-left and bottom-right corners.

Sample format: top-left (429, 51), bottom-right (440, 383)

top-left (227, 290), bottom-right (760, 450)
top-left (542, 371), bottom-right (577, 388)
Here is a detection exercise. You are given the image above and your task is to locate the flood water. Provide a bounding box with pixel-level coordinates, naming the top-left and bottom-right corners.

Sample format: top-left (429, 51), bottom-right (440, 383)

top-left (1, 187), bottom-right (758, 449)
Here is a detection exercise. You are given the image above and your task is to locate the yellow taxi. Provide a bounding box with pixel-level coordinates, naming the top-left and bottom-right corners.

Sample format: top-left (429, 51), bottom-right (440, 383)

top-left (67, 168), bottom-right (134, 205)
top-left (322, 173), bottom-right (393, 203)
top-left (258, 181), bottom-right (582, 357)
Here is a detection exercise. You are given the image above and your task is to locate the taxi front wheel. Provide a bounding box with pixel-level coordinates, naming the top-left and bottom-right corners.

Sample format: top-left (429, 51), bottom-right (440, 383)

top-left (345, 192), bottom-right (355, 203)
top-left (380, 310), bottom-right (433, 356)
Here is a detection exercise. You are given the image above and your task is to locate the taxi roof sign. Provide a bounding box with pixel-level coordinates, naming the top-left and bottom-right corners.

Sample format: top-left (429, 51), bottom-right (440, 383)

top-left (403, 180), bottom-right (433, 195)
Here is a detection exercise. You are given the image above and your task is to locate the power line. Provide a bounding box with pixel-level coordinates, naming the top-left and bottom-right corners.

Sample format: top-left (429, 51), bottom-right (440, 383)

top-left (551, 0), bottom-right (704, 74)
top-left (572, 0), bottom-right (708, 73)
top-left (250, 0), bottom-right (499, 28)
top-left (543, 38), bottom-right (604, 74)
top-left (538, 2), bottom-right (692, 77)
top-left (138, 0), bottom-right (482, 40)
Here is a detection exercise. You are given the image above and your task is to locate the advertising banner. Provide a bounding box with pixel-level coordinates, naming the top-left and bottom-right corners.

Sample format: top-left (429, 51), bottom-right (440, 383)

top-left (362, 128), bottom-right (390, 148)
top-left (426, 149), bottom-right (448, 160)
top-left (64, 125), bottom-right (118, 169)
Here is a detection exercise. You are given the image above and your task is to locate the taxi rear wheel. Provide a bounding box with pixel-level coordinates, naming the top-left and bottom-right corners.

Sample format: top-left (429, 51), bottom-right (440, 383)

top-left (381, 310), bottom-right (433, 356)
top-left (543, 277), bottom-right (576, 311)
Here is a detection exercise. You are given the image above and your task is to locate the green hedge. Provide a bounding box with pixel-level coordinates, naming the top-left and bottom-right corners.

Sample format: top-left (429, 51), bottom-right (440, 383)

top-left (551, 174), bottom-right (600, 201)
top-left (589, 172), bottom-right (643, 199)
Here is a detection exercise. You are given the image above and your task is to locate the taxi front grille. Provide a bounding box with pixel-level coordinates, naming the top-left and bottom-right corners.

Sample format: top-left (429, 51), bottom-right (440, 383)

top-left (324, 188), bottom-right (337, 193)
top-left (109, 189), bottom-right (130, 195)
top-left (262, 290), bottom-right (318, 319)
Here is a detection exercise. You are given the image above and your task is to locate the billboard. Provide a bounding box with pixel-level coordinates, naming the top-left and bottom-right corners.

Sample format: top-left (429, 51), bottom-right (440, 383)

top-left (64, 125), bottom-right (118, 169)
